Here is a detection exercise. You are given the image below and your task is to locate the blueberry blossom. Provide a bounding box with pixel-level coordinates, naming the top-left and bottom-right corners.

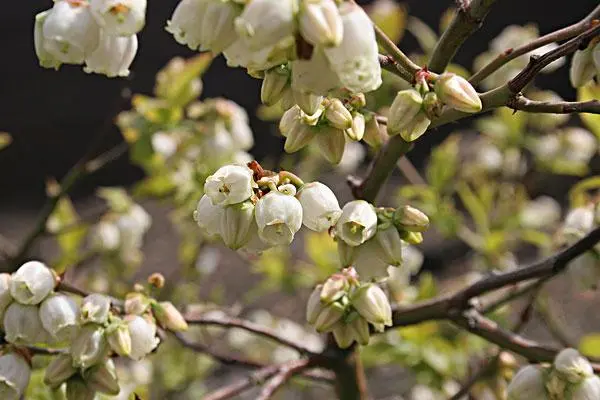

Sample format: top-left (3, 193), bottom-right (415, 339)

top-left (10, 261), bottom-right (55, 305)
top-left (204, 165), bottom-right (255, 206)
top-left (90, 0), bottom-right (147, 36)
top-left (335, 200), bottom-right (378, 247)
top-left (255, 191), bottom-right (303, 245)
top-left (84, 31), bottom-right (137, 77)
top-left (296, 182), bottom-right (342, 232)
top-left (0, 352), bottom-right (31, 400)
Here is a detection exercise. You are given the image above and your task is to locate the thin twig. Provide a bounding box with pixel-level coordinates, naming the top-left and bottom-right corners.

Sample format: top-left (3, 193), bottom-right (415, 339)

top-left (508, 95), bottom-right (600, 115)
top-left (396, 157), bottom-right (427, 186)
top-left (470, 4), bottom-right (600, 85)
top-left (256, 359), bottom-right (311, 400)
top-left (204, 364), bottom-right (282, 400)
top-left (373, 26), bottom-right (421, 82)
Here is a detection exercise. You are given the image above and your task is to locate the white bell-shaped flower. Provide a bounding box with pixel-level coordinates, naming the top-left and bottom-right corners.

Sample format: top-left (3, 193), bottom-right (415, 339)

top-left (350, 283), bottom-right (392, 328)
top-left (291, 47), bottom-right (342, 95)
top-left (0, 352), bottom-right (31, 400)
top-left (563, 206), bottom-right (595, 243)
top-left (570, 47), bottom-right (596, 88)
top-left (194, 194), bottom-right (225, 237)
top-left (554, 348), bottom-right (594, 383)
top-left (234, 0), bottom-right (297, 51)
top-left (299, 0), bottom-right (343, 47)
top-left (255, 191), bottom-right (303, 245)
top-left (3, 302), bottom-right (49, 345)
top-left (39, 294), bottom-right (80, 341)
top-left (127, 315), bottom-right (160, 360)
top-left (34, 11), bottom-right (62, 69)
top-left (387, 89), bottom-right (423, 136)
top-left (10, 261), bottom-right (55, 305)
top-left (352, 239), bottom-right (391, 281)
top-left (223, 35), bottom-right (294, 71)
top-left (90, 0), bottom-right (147, 36)
top-left (335, 200), bottom-right (377, 247)
top-left (80, 293), bottom-right (112, 324)
top-left (0, 274), bottom-right (12, 318)
top-left (41, 0), bottom-right (101, 65)
top-left (506, 365), bottom-right (548, 400)
top-left (571, 375), bottom-right (600, 400)
top-left (84, 31), bottom-right (137, 77)
top-left (70, 324), bottom-right (108, 368)
top-left (220, 202), bottom-right (255, 250)
top-left (296, 182), bottom-right (341, 232)
top-left (323, 2), bottom-right (381, 93)
top-left (204, 165), bottom-right (254, 206)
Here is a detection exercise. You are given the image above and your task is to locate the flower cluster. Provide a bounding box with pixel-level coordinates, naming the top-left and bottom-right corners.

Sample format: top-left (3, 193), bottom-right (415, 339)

top-left (0, 262), bottom-right (187, 399)
top-left (387, 72), bottom-right (482, 142)
top-left (507, 348), bottom-right (600, 400)
top-left (306, 268), bottom-right (392, 348)
top-left (34, 0), bottom-right (146, 77)
top-left (569, 39), bottom-right (600, 88)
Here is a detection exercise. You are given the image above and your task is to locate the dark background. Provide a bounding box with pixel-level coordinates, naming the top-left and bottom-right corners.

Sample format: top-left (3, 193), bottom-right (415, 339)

top-left (0, 0), bottom-right (596, 206)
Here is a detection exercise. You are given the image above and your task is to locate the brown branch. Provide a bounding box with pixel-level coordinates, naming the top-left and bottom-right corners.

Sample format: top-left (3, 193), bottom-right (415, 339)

top-left (256, 359), bottom-right (311, 400)
top-left (508, 95), bottom-right (600, 115)
top-left (173, 332), bottom-right (263, 368)
top-left (184, 313), bottom-right (319, 356)
top-left (204, 364), bottom-right (282, 400)
top-left (470, 4), bottom-right (600, 86)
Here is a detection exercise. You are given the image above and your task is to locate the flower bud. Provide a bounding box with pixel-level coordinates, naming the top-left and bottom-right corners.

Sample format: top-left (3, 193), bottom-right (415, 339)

top-left (338, 241), bottom-right (358, 266)
top-left (10, 260), bottom-right (55, 305)
top-left (299, 0), bottom-right (343, 47)
top-left (387, 89), bottom-right (423, 136)
top-left (394, 205), bottom-right (430, 232)
top-left (285, 123), bottom-right (317, 153)
top-left (306, 284), bottom-right (325, 324)
top-left (553, 348), bottom-right (593, 383)
top-left (348, 315), bottom-right (370, 345)
top-left (280, 105), bottom-right (302, 135)
top-left (353, 239), bottom-right (391, 281)
top-left (127, 315), bottom-right (160, 360)
top-left (3, 302), bottom-right (48, 345)
top-left (314, 301), bottom-right (345, 333)
top-left (194, 194), bottom-right (225, 238)
top-left (0, 274), bottom-right (12, 317)
top-left (363, 117), bottom-right (385, 149)
top-left (332, 321), bottom-right (354, 349)
top-left (570, 47), bottom-right (596, 88)
top-left (83, 358), bottom-right (120, 395)
top-left (374, 226), bottom-right (403, 266)
top-left (34, 11), bottom-right (62, 69)
top-left (84, 32), bottom-right (137, 77)
top-left (294, 91), bottom-right (324, 115)
top-left (90, 0), bottom-right (146, 36)
top-left (423, 92), bottom-right (442, 118)
top-left (316, 126), bottom-right (346, 164)
top-left (234, 0), bottom-right (297, 51)
top-left (351, 284), bottom-right (392, 327)
top-left (220, 201), bottom-right (255, 250)
top-left (66, 378), bottom-right (96, 400)
top-left (71, 324), bottom-right (108, 369)
top-left (296, 182), bottom-right (342, 232)
top-left (44, 354), bottom-right (78, 389)
top-left (124, 292), bottom-right (150, 315)
top-left (400, 111), bottom-right (431, 142)
top-left (106, 320), bottom-right (132, 356)
top-left (41, 0), bottom-right (101, 65)
top-left (323, 2), bottom-right (381, 93)
top-left (325, 98), bottom-right (353, 130)
top-left (506, 365), bottom-right (547, 400)
top-left (40, 294), bottom-right (80, 341)
top-left (152, 301), bottom-right (188, 332)
top-left (336, 200), bottom-right (377, 247)
top-left (571, 375), bottom-right (600, 400)
top-left (255, 191), bottom-right (303, 246)
top-left (435, 73), bottom-right (482, 113)
top-left (204, 165), bottom-right (254, 206)
top-left (0, 352), bottom-right (31, 400)
top-left (261, 67), bottom-right (290, 106)
top-left (81, 294), bottom-right (111, 324)
top-left (345, 113), bottom-right (365, 142)
top-left (321, 275), bottom-right (347, 303)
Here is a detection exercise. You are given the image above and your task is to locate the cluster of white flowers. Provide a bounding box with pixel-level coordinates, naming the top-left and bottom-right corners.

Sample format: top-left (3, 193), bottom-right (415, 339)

top-left (569, 39), bottom-right (600, 88)
top-left (34, 0), bottom-right (146, 77)
top-left (306, 267), bottom-right (392, 348)
top-left (507, 348), bottom-right (600, 400)
top-left (473, 25), bottom-right (565, 90)
top-left (387, 72), bottom-right (482, 142)
top-left (0, 262), bottom-right (187, 399)
top-left (167, 0), bottom-right (381, 96)
top-left (532, 127), bottom-right (598, 169)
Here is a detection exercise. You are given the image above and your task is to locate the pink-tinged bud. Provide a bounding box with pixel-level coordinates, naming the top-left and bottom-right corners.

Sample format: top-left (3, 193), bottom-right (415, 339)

top-left (336, 200), bottom-right (378, 247)
top-left (506, 365), bottom-right (547, 400)
top-left (299, 0), bottom-right (343, 47)
top-left (66, 378), bottom-right (96, 400)
top-left (325, 98), bottom-right (353, 130)
top-left (220, 201), bottom-right (255, 250)
top-left (553, 348), bottom-right (593, 383)
top-left (261, 66), bottom-right (290, 106)
top-left (124, 292), bottom-right (151, 315)
top-left (351, 284), bottom-right (392, 327)
top-left (320, 275), bottom-right (347, 303)
top-left (394, 205), bottom-right (430, 232)
top-left (314, 301), bottom-right (345, 333)
top-left (316, 126), bottom-right (346, 164)
top-left (296, 182), bottom-right (342, 232)
top-left (0, 352), bottom-right (31, 400)
top-left (82, 358), bottom-right (120, 395)
top-left (345, 113), bottom-right (365, 142)
top-left (71, 324), bottom-right (108, 369)
top-left (106, 320), bottom-right (132, 356)
top-left (44, 354), bottom-right (77, 389)
top-left (10, 260), bottom-right (55, 305)
top-left (570, 47), bottom-right (596, 88)
top-left (435, 73), bottom-right (482, 113)
top-left (387, 89), bottom-right (423, 136)
top-left (81, 294), bottom-right (111, 324)
top-left (152, 301), bottom-right (188, 332)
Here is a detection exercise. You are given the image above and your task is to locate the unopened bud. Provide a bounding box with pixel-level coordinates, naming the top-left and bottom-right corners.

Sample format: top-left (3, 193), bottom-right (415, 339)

top-left (506, 365), bottom-right (547, 400)
top-left (106, 320), bottom-right (132, 357)
top-left (3, 302), bottom-right (48, 345)
top-left (345, 113), bottom-right (365, 142)
top-left (435, 73), bottom-right (482, 113)
top-left (363, 116), bottom-right (385, 149)
top-left (394, 205), bottom-right (430, 232)
top-left (296, 182), bottom-right (342, 232)
top-left (316, 126), bottom-right (346, 164)
top-left (124, 292), bottom-right (150, 315)
top-left (400, 231), bottom-right (423, 245)
top-left (40, 293), bottom-right (80, 342)
top-left (314, 301), bottom-right (345, 333)
top-left (195, 194), bottom-right (224, 238)
top-left (294, 91), bottom-right (323, 115)
top-left (554, 348), bottom-right (593, 383)
top-left (571, 375), bottom-right (600, 400)
top-left (332, 321), bottom-right (354, 349)
top-left (66, 378), bottom-right (96, 400)
top-left (422, 92), bottom-right (442, 118)
top-left (280, 105), bottom-right (302, 135)
top-left (261, 67), bottom-right (290, 106)
top-left (83, 358), bottom-right (120, 395)
top-left (147, 272), bottom-right (165, 289)
top-left (351, 284), bottom-right (392, 327)
top-left (400, 111), bottom-right (431, 142)
top-left (336, 200), bottom-right (378, 247)
top-left (321, 275), bottom-right (347, 303)
top-left (387, 89), bottom-right (423, 136)
top-left (570, 47), bottom-right (596, 88)
top-left (127, 315), bottom-right (160, 360)
top-left (324, 98), bottom-right (353, 130)
top-left (44, 354), bottom-right (77, 389)
top-left (71, 324), bottom-right (108, 369)
top-left (0, 352), bottom-right (31, 400)
top-left (152, 301), bottom-right (188, 332)
top-left (299, 0), bottom-right (343, 47)
top-left (375, 226), bottom-right (403, 266)
top-left (81, 294), bottom-right (111, 324)
top-left (10, 260), bottom-right (55, 305)
top-left (306, 284), bottom-right (325, 325)
top-left (285, 123), bottom-right (317, 153)
top-left (220, 201), bottom-right (255, 250)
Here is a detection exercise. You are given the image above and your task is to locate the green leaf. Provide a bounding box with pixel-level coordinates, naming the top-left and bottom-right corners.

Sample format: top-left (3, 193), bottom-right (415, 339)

top-left (426, 135), bottom-right (460, 192)
top-left (0, 132), bottom-right (12, 150)
top-left (578, 83), bottom-right (600, 138)
top-left (97, 187), bottom-right (133, 213)
top-left (579, 334), bottom-right (600, 358)
top-left (406, 17), bottom-right (438, 55)
top-left (369, 0), bottom-right (407, 45)
top-left (569, 175), bottom-right (600, 207)
top-left (456, 181), bottom-right (490, 235)
top-left (155, 53), bottom-right (213, 107)
top-left (133, 174), bottom-right (176, 198)
top-left (416, 272), bottom-right (438, 300)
